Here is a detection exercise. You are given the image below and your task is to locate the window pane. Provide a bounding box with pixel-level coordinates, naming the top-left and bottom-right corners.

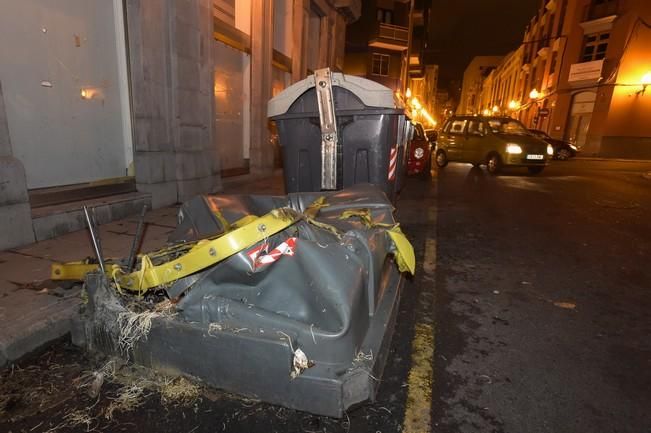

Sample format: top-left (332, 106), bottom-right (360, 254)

top-left (599, 33), bottom-right (610, 40)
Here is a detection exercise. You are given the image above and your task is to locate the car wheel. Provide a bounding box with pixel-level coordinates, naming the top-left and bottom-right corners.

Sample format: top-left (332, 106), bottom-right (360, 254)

top-left (557, 148), bottom-right (571, 160)
top-left (486, 154), bottom-right (501, 175)
top-left (527, 166), bottom-right (544, 175)
top-left (435, 150), bottom-right (448, 168)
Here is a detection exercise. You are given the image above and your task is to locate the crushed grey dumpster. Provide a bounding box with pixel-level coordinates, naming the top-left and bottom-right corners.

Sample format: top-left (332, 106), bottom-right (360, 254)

top-left (268, 69), bottom-right (408, 200)
top-left (62, 184), bottom-right (415, 417)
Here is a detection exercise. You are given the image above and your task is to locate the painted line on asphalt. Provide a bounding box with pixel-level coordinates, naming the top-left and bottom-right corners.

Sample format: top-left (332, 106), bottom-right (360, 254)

top-left (402, 206), bottom-right (437, 433)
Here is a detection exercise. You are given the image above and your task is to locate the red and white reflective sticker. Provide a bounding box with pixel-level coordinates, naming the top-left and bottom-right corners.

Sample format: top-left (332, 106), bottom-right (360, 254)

top-left (388, 146), bottom-right (398, 181)
top-left (247, 237), bottom-right (297, 269)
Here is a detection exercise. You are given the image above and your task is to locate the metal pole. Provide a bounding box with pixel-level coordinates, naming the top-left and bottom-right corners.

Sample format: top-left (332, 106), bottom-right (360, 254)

top-left (83, 206), bottom-right (105, 273)
top-left (126, 204), bottom-right (147, 272)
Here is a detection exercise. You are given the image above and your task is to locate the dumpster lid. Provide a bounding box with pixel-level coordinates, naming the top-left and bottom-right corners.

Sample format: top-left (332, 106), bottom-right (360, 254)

top-left (268, 72), bottom-right (404, 117)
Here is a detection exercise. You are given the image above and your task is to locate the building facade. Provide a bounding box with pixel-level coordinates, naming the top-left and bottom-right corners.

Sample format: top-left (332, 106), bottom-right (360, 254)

top-left (458, 56), bottom-right (504, 115)
top-left (343, 0), bottom-right (412, 91)
top-left (343, 0), bottom-right (438, 127)
top-left (0, 0), bottom-right (359, 250)
top-left (476, 0), bottom-right (651, 157)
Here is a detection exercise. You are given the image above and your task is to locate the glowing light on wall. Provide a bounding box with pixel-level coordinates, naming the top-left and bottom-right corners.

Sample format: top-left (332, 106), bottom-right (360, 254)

top-left (529, 88), bottom-right (540, 100)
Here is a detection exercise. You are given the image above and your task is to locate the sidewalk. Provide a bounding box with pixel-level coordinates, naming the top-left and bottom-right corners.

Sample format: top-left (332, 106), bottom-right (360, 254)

top-left (0, 172), bottom-right (285, 367)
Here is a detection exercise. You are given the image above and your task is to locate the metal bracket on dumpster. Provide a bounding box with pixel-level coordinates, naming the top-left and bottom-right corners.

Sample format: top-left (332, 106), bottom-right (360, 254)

top-left (314, 68), bottom-right (338, 190)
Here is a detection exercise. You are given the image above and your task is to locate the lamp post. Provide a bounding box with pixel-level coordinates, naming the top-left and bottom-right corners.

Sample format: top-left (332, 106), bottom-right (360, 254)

top-left (507, 100), bottom-right (520, 119)
top-left (529, 89), bottom-right (541, 128)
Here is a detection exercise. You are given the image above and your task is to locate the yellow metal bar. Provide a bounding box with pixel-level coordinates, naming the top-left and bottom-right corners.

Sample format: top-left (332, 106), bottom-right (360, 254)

top-left (387, 225), bottom-right (416, 275)
top-left (116, 208), bottom-right (299, 293)
top-left (51, 261), bottom-right (120, 280)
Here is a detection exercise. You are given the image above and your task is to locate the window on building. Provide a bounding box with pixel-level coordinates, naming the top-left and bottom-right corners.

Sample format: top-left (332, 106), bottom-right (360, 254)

top-left (376, 8), bottom-right (393, 24)
top-left (557, 0), bottom-right (567, 37)
top-left (588, 0), bottom-right (618, 20)
top-left (581, 32), bottom-right (609, 62)
top-left (371, 53), bottom-right (389, 76)
top-left (549, 51), bottom-right (558, 74)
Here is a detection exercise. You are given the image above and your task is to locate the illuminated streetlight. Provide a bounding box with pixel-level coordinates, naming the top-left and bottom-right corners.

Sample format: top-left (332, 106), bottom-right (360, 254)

top-left (482, 108), bottom-right (491, 116)
top-left (508, 100), bottom-right (520, 110)
top-left (406, 88), bottom-right (412, 98)
top-left (492, 105), bottom-right (500, 114)
top-left (529, 88), bottom-right (540, 100)
top-left (640, 71), bottom-right (651, 95)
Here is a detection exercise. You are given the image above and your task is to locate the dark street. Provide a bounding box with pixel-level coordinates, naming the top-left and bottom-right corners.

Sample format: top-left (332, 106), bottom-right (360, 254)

top-left (2, 159), bottom-right (650, 432)
top-left (432, 159), bottom-right (651, 433)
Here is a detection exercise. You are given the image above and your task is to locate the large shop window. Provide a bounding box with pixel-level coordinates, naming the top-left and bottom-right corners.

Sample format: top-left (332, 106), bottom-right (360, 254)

top-left (581, 32), bottom-right (609, 62)
top-left (371, 53), bottom-right (390, 76)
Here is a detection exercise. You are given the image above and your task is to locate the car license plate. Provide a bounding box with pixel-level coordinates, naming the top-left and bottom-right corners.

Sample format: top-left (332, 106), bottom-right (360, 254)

top-left (526, 154), bottom-right (544, 160)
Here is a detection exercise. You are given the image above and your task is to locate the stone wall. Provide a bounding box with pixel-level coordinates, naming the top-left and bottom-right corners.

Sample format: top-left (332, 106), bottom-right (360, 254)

top-left (128, 0), bottom-right (221, 208)
top-left (0, 81), bottom-right (35, 250)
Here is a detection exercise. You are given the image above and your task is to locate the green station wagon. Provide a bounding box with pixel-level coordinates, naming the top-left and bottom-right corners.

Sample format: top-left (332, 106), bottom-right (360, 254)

top-left (435, 116), bottom-right (553, 175)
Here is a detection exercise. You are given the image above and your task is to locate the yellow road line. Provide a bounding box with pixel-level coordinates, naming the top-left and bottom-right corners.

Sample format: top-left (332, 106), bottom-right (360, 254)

top-left (403, 213), bottom-right (437, 433)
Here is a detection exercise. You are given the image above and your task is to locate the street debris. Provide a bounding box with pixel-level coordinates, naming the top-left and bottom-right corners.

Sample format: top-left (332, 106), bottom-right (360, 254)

top-left (553, 301), bottom-right (577, 310)
top-left (159, 376), bottom-right (201, 406)
top-left (291, 348), bottom-right (313, 379)
top-left (116, 310), bottom-right (161, 355)
top-left (104, 381), bottom-right (147, 420)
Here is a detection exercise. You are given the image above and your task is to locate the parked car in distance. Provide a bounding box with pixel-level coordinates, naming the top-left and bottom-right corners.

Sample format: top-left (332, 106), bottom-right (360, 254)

top-left (435, 116), bottom-right (554, 175)
top-left (407, 122), bottom-right (432, 178)
top-left (424, 128), bottom-right (438, 144)
top-left (528, 129), bottom-right (578, 160)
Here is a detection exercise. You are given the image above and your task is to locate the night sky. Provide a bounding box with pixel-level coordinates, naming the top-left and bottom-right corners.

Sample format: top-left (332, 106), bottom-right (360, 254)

top-left (426, 0), bottom-right (542, 89)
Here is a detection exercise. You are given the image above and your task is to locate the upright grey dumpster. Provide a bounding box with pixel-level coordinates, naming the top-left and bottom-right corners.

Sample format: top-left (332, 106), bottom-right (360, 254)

top-left (268, 69), bottom-right (407, 200)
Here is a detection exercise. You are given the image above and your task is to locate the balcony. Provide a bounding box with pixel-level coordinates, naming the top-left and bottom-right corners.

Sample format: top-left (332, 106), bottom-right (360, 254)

top-left (368, 23), bottom-right (409, 51)
top-left (568, 59), bottom-right (604, 86)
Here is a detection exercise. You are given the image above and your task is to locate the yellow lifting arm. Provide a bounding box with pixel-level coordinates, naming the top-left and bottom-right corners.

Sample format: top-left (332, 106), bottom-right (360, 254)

top-left (116, 208), bottom-right (298, 293)
top-left (52, 209), bottom-right (299, 294)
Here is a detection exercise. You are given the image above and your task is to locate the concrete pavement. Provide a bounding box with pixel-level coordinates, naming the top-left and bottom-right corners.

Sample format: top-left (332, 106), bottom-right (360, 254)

top-left (0, 172), bottom-right (285, 367)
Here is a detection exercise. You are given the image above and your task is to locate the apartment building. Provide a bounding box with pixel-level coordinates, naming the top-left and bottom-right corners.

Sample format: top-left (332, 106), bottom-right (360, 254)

top-left (343, 0), bottom-right (413, 91)
top-left (0, 0), bottom-right (360, 250)
top-left (458, 56), bottom-right (504, 115)
top-left (477, 0), bottom-right (651, 157)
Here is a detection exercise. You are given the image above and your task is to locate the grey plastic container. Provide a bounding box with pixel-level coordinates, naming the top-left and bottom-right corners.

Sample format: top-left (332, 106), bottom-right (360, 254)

top-left (268, 73), bottom-right (407, 200)
top-left (72, 185), bottom-right (406, 418)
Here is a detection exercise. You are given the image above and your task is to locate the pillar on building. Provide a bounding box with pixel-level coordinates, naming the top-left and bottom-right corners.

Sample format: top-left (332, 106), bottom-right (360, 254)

top-left (249, 0), bottom-right (275, 175)
top-left (0, 81), bottom-right (35, 249)
top-left (127, 0), bottom-right (221, 208)
top-left (292, 0), bottom-right (306, 83)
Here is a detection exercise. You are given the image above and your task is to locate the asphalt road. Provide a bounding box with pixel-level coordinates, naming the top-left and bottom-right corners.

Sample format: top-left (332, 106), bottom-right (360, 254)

top-left (432, 159), bottom-right (651, 433)
top-left (1, 159), bottom-right (650, 433)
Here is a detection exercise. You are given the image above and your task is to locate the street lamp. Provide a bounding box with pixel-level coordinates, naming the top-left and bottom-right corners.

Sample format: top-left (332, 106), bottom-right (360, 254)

top-left (529, 88), bottom-right (540, 100)
top-left (492, 105), bottom-right (500, 115)
top-left (508, 100), bottom-right (520, 110)
top-left (639, 72), bottom-right (651, 95)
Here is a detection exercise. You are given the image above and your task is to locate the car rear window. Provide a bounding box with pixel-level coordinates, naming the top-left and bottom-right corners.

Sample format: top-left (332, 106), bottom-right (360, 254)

top-left (488, 119), bottom-right (528, 135)
top-left (448, 119), bottom-right (467, 135)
